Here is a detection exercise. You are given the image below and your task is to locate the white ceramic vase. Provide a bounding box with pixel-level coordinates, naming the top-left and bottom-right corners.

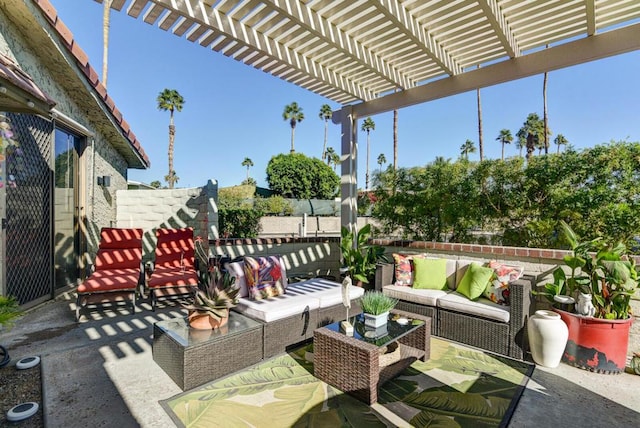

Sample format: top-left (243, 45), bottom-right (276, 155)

top-left (527, 310), bottom-right (568, 368)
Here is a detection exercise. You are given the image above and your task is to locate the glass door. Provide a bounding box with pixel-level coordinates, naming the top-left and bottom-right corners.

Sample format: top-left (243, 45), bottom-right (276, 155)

top-left (54, 127), bottom-right (81, 289)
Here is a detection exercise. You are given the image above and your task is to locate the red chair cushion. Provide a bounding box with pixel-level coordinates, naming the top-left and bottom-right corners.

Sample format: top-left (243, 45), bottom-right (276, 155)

top-left (78, 268), bottom-right (140, 293)
top-left (99, 228), bottom-right (143, 249)
top-left (148, 266), bottom-right (199, 289)
top-left (95, 248), bottom-right (142, 270)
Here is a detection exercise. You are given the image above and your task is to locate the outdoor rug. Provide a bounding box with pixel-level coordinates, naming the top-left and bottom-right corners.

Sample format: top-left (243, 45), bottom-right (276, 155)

top-left (162, 338), bottom-right (533, 428)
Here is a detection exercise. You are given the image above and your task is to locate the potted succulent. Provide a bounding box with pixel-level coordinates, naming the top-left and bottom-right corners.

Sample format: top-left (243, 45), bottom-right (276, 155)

top-left (548, 221), bottom-right (638, 373)
top-left (340, 224), bottom-right (388, 288)
top-left (183, 263), bottom-right (239, 330)
top-left (359, 291), bottom-right (398, 329)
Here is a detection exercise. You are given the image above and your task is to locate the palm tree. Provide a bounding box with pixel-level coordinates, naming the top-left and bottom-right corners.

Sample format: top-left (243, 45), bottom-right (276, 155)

top-left (102, 0), bottom-right (112, 86)
top-left (319, 104), bottom-right (332, 160)
top-left (325, 146), bottom-right (336, 166)
top-left (460, 139), bottom-right (476, 160)
top-left (496, 129), bottom-right (513, 161)
top-left (554, 134), bottom-right (568, 154)
top-left (393, 88), bottom-right (399, 169)
top-left (242, 157), bottom-right (253, 181)
top-left (543, 45), bottom-right (550, 154)
top-left (157, 88), bottom-right (185, 189)
top-left (283, 102), bottom-right (304, 153)
top-left (477, 65), bottom-right (484, 161)
top-left (516, 113), bottom-right (549, 160)
top-left (361, 117), bottom-right (375, 190)
top-left (377, 153), bottom-right (386, 173)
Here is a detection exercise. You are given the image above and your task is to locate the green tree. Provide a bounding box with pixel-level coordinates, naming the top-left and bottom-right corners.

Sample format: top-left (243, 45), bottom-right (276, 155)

top-left (242, 157), bottom-right (254, 181)
top-left (283, 102), bottom-right (304, 153)
top-left (319, 104), bottom-right (332, 160)
top-left (157, 88), bottom-right (185, 189)
top-left (377, 153), bottom-right (386, 173)
top-left (266, 153), bottom-right (339, 199)
top-left (460, 139), bottom-right (476, 160)
top-left (361, 117), bottom-right (375, 190)
top-left (516, 113), bottom-right (550, 160)
top-left (496, 129), bottom-right (513, 161)
top-left (150, 180), bottom-right (161, 189)
top-left (325, 146), bottom-right (336, 166)
top-left (554, 134), bottom-right (568, 154)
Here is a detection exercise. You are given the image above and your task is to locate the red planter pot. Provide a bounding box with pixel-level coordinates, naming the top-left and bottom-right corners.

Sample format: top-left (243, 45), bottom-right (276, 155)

top-left (554, 309), bottom-right (633, 374)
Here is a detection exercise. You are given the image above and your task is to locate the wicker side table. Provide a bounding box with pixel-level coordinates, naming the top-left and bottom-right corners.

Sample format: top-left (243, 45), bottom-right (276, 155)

top-left (153, 313), bottom-right (263, 390)
top-left (313, 309), bottom-right (431, 405)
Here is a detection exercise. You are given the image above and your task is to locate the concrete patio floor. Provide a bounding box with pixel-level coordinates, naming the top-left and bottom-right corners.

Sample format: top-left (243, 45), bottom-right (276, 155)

top-left (1, 293), bottom-right (638, 427)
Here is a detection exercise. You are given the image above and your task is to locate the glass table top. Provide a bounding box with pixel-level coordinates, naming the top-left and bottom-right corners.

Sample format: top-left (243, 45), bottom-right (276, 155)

top-left (323, 312), bottom-right (424, 348)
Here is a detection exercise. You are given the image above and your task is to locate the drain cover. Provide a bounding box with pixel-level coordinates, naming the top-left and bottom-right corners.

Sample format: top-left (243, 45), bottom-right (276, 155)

top-left (6, 402), bottom-right (38, 422)
top-left (16, 356), bottom-right (40, 370)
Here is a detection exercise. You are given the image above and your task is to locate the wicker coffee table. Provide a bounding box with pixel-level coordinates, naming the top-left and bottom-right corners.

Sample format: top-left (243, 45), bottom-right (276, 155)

top-left (313, 309), bottom-right (431, 405)
top-left (153, 313), bottom-right (263, 390)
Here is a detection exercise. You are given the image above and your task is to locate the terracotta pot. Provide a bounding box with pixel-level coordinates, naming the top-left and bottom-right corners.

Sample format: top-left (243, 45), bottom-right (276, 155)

top-left (187, 310), bottom-right (229, 330)
top-left (554, 308), bottom-right (634, 374)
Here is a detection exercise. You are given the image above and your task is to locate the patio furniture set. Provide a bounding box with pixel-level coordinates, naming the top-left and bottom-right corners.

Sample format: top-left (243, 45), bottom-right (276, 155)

top-left (75, 227), bottom-right (532, 404)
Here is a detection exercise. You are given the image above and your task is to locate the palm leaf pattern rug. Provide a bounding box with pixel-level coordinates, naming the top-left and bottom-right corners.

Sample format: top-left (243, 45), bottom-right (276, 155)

top-left (162, 338), bottom-right (533, 427)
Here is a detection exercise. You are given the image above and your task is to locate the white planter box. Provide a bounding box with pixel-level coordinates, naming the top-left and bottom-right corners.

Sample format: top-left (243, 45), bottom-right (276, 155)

top-left (364, 311), bottom-right (389, 328)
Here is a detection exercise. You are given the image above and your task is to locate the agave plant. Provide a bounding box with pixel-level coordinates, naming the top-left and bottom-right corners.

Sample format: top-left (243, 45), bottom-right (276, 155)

top-left (183, 264), bottom-right (239, 321)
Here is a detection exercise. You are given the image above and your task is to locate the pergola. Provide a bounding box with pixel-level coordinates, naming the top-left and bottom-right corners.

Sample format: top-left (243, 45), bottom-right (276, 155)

top-left (100, 0), bottom-right (640, 230)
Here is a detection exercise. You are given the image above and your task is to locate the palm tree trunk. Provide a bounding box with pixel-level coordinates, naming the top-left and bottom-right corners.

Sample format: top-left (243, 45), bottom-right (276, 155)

top-left (543, 70), bottom-right (549, 154)
top-left (477, 66), bottom-right (483, 161)
top-left (501, 142), bottom-right (505, 161)
top-left (322, 120), bottom-right (328, 160)
top-left (290, 126), bottom-right (295, 153)
top-left (168, 110), bottom-right (175, 189)
top-left (366, 132), bottom-right (370, 190)
top-left (393, 88), bottom-right (399, 170)
top-left (102, 0), bottom-right (112, 87)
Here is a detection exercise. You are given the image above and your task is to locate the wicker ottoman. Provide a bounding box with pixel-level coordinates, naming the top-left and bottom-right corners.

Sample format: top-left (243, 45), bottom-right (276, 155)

top-left (313, 309), bottom-right (431, 404)
top-left (153, 313), bottom-right (263, 390)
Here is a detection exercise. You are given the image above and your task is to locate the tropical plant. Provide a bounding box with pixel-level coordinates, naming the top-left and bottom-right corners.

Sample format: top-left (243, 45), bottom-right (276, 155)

top-left (318, 104), bottom-right (332, 160)
top-left (460, 139), bottom-right (476, 160)
top-left (541, 221), bottom-right (638, 320)
top-left (183, 261), bottom-right (239, 321)
top-left (359, 291), bottom-right (398, 315)
top-left (340, 224), bottom-right (388, 286)
top-left (325, 147), bottom-right (340, 170)
top-left (157, 88), bottom-right (185, 189)
top-left (283, 102), bottom-right (304, 153)
top-left (242, 157), bottom-right (253, 181)
top-left (361, 117), bottom-right (376, 190)
top-left (516, 113), bottom-right (550, 160)
top-left (496, 129), bottom-right (513, 160)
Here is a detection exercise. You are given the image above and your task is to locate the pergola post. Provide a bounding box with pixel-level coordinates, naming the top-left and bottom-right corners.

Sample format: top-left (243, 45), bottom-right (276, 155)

top-left (337, 106), bottom-right (358, 236)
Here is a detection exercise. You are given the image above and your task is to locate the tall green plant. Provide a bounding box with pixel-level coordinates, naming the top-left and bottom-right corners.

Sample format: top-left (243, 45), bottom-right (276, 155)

top-left (0, 296), bottom-right (21, 329)
top-left (340, 224), bottom-right (387, 285)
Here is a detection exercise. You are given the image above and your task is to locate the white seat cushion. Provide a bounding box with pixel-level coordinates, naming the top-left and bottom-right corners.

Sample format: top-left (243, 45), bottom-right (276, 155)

top-left (235, 291), bottom-right (320, 323)
top-left (291, 278), bottom-right (364, 308)
top-left (437, 291), bottom-right (510, 323)
top-left (382, 284), bottom-right (449, 306)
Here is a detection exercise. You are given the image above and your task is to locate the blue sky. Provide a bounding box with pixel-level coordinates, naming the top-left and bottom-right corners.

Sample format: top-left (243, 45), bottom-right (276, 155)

top-left (53, 1), bottom-right (640, 189)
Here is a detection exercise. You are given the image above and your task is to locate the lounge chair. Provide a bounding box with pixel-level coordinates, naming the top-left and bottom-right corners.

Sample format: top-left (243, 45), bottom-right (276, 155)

top-left (75, 228), bottom-right (144, 321)
top-left (147, 227), bottom-right (199, 311)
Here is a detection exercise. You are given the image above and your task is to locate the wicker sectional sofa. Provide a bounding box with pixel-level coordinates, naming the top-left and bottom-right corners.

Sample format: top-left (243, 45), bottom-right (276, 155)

top-left (226, 260), bottom-right (363, 358)
top-left (375, 257), bottom-right (533, 360)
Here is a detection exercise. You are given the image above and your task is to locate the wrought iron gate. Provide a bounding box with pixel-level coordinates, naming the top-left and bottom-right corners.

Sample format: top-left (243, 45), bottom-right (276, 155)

top-left (5, 113), bottom-right (53, 305)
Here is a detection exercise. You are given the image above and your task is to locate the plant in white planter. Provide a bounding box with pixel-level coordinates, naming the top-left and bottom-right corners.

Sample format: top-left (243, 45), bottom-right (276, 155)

top-left (359, 291), bottom-right (398, 328)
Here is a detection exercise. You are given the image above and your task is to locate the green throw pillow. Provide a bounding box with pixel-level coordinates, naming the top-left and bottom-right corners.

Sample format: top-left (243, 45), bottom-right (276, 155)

top-left (457, 263), bottom-right (494, 300)
top-left (412, 258), bottom-right (448, 290)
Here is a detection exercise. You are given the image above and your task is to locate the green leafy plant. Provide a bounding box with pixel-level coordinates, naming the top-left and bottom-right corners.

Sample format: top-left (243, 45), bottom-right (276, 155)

top-left (340, 224), bottom-right (388, 285)
top-left (183, 264), bottom-right (239, 321)
top-left (0, 295), bottom-right (21, 329)
top-left (545, 221), bottom-right (638, 319)
top-left (359, 291), bottom-right (398, 315)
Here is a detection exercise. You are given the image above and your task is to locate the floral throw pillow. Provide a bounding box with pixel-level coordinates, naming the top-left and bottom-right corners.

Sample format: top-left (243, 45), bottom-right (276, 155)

top-left (392, 253), bottom-right (427, 286)
top-left (483, 261), bottom-right (524, 305)
top-left (243, 256), bottom-right (287, 300)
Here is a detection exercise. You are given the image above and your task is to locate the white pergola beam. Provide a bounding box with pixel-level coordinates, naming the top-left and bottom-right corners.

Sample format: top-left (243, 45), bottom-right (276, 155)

top-left (476, 0), bottom-right (520, 58)
top-left (352, 22), bottom-right (640, 119)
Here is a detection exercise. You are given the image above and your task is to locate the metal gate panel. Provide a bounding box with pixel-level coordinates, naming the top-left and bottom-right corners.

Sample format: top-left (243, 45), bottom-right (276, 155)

top-left (6, 113), bottom-right (53, 305)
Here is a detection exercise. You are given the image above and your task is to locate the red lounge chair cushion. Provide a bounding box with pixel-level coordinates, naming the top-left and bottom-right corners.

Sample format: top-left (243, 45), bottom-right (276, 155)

top-left (148, 266), bottom-right (199, 289)
top-left (155, 246), bottom-right (195, 268)
top-left (95, 248), bottom-right (142, 270)
top-left (78, 268), bottom-right (140, 293)
top-left (99, 228), bottom-right (143, 249)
